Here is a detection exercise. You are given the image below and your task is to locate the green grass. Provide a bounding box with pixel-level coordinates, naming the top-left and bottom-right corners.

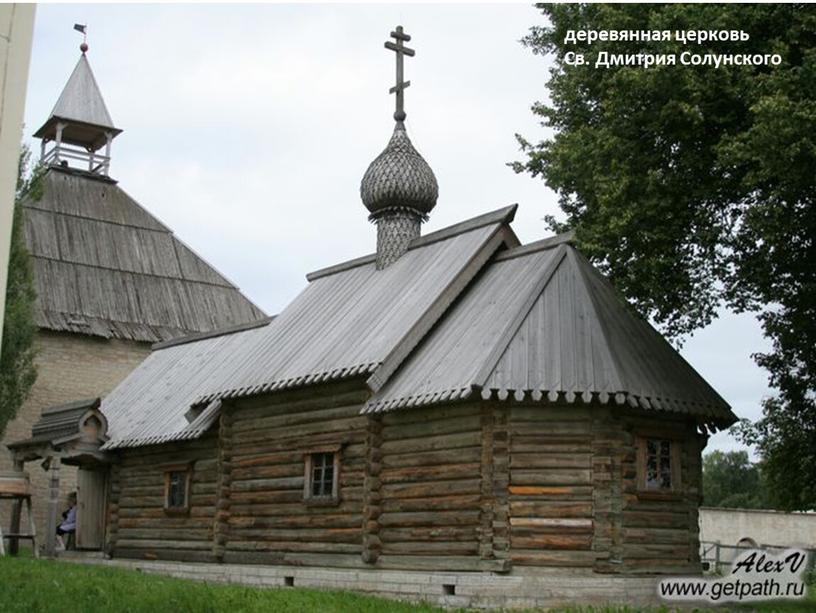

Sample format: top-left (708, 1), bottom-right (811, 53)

top-left (0, 555), bottom-right (812, 612)
top-left (0, 556), bottom-right (445, 613)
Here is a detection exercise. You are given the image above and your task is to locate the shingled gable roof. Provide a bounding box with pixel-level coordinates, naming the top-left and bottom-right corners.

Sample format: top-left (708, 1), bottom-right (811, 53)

top-left (24, 168), bottom-right (266, 342)
top-left (193, 204), bottom-right (520, 404)
top-left (101, 319), bottom-right (273, 450)
top-left (362, 236), bottom-right (736, 429)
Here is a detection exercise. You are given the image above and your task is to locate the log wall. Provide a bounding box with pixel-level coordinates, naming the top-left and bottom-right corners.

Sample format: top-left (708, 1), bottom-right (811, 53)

top-left (114, 433), bottom-right (218, 562)
top-left (618, 413), bottom-right (704, 574)
top-left (107, 395), bottom-right (705, 575)
top-left (508, 405), bottom-right (596, 568)
top-left (223, 384), bottom-right (370, 566)
top-left (377, 404), bottom-right (487, 570)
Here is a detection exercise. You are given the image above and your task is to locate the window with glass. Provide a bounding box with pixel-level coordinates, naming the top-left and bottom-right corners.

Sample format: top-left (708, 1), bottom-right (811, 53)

top-left (304, 450), bottom-right (339, 503)
top-left (637, 436), bottom-right (680, 493)
top-left (164, 465), bottom-right (191, 513)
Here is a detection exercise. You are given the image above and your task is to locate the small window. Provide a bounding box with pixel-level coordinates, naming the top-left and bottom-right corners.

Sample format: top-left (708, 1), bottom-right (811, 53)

top-left (164, 465), bottom-right (191, 514)
top-left (637, 437), bottom-right (680, 493)
top-left (304, 450), bottom-right (340, 504)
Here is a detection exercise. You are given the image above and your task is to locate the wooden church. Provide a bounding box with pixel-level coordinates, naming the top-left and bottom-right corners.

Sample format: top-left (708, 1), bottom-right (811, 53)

top-left (8, 27), bottom-right (736, 607)
top-left (1, 43), bottom-right (264, 549)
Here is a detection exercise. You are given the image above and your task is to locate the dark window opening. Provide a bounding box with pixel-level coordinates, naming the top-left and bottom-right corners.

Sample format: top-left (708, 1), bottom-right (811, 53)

top-left (443, 584), bottom-right (456, 596)
top-left (164, 468), bottom-right (190, 512)
top-left (284, 576), bottom-right (295, 587)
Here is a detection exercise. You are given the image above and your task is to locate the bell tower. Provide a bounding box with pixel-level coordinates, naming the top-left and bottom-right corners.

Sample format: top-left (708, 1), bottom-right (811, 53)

top-left (33, 39), bottom-right (121, 177)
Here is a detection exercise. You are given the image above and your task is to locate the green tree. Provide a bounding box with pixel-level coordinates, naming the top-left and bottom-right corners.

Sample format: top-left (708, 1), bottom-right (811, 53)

top-left (702, 450), bottom-right (767, 509)
top-left (0, 146), bottom-right (41, 436)
top-left (514, 4), bottom-right (816, 511)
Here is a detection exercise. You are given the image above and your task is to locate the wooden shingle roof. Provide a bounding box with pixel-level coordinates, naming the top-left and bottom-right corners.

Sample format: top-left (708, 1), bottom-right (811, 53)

top-left (24, 168), bottom-right (266, 342)
top-left (362, 237), bottom-right (736, 428)
top-left (97, 205), bottom-right (735, 449)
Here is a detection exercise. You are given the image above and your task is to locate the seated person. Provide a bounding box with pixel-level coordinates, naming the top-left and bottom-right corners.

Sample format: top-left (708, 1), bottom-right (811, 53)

top-left (56, 492), bottom-right (77, 550)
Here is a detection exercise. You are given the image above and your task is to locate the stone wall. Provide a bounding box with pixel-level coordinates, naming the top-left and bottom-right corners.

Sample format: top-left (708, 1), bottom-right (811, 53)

top-left (699, 507), bottom-right (816, 549)
top-left (0, 330), bottom-right (150, 543)
top-left (63, 556), bottom-right (665, 609)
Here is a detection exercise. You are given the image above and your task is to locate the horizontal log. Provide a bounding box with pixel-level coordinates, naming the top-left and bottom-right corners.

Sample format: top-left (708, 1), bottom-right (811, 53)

top-left (380, 526), bottom-right (477, 542)
top-left (234, 385), bottom-right (369, 417)
top-left (231, 451), bottom-right (304, 469)
top-left (510, 453), bottom-right (591, 470)
top-left (379, 510), bottom-right (480, 527)
top-left (380, 463), bottom-right (480, 485)
top-left (115, 539), bottom-right (212, 551)
top-left (229, 513), bottom-right (361, 529)
top-left (381, 494), bottom-right (481, 513)
top-left (510, 518), bottom-right (592, 529)
top-left (380, 415), bottom-right (480, 442)
top-left (232, 404), bottom-right (363, 435)
top-left (382, 541), bottom-right (479, 555)
top-left (228, 527), bottom-right (361, 543)
top-left (511, 534), bottom-right (592, 550)
top-left (118, 506), bottom-right (214, 519)
top-left (624, 527), bottom-right (691, 545)
top-left (381, 479), bottom-right (480, 500)
top-left (231, 476), bottom-right (304, 492)
top-left (118, 517), bottom-right (212, 529)
top-left (230, 435), bottom-right (365, 458)
top-left (381, 431), bottom-right (480, 455)
top-left (115, 547), bottom-right (214, 563)
top-left (509, 485), bottom-right (593, 497)
top-left (381, 404), bottom-right (480, 427)
top-left (510, 469), bottom-right (592, 486)
top-left (510, 441), bottom-right (592, 454)
top-left (231, 417), bottom-right (366, 446)
top-left (230, 500), bottom-right (361, 518)
top-left (510, 549), bottom-right (596, 567)
top-left (509, 501), bottom-right (593, 518)
top-left (381, 447), bottom-right (481, 469)
top-left (229, 490), bottom-right (303, 505)
top-left (117, 528), bottom-right (211, 540)
top-left (231, 462), bottom-right (304, 481)
top-left (226, 540), bottom-right (361, 554)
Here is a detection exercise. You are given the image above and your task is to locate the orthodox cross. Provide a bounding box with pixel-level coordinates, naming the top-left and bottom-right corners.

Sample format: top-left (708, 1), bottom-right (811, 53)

top-left (385, 26), bottom-right (415, 122)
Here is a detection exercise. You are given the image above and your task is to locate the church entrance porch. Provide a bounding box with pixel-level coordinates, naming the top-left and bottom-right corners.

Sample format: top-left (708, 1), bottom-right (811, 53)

top-left (6, 398), bottom-right (111, 556)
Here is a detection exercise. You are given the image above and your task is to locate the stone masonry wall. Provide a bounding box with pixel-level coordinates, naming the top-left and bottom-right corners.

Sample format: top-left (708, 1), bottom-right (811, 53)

top-left (0, 330), bottom-right (150, 545)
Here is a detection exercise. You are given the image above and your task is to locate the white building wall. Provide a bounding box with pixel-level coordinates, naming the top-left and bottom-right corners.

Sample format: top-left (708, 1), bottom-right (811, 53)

top-left (699, 507), bottom-right (816, 549)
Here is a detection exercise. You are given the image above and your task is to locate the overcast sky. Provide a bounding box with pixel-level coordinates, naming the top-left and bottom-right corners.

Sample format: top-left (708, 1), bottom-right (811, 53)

top-left (23, 3), bottom-right (772, 455)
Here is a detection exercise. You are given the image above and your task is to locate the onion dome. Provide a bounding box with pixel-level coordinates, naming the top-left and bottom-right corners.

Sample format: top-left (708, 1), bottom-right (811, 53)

top-left (360, 122), bottom-right (438, 219)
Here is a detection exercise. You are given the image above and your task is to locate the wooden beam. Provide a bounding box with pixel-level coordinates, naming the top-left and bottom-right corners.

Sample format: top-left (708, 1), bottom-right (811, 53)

top-left (45, 456), bottom-right (61, 557)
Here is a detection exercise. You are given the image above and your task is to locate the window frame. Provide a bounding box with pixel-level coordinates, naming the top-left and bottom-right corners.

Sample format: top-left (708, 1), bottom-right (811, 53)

top-left (303, 445), bottom-right (341, 506)
top-left (163, 463), bottom-right (192, 515)
top-left (635, 433), bottom-right (682, 498)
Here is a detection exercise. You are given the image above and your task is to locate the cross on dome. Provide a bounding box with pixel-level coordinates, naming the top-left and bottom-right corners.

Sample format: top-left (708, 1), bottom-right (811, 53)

top-left (385, 26), bottom-right (415, 123)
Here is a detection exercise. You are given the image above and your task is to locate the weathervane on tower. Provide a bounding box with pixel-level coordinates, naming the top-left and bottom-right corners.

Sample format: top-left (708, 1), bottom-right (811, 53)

top-left (385, 26), bottom-right (415, 123)
top-left (74, 23), bottom-right (88, 53)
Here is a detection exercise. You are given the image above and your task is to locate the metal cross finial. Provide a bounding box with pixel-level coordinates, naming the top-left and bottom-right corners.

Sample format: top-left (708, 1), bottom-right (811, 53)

top-left (385, 25), bottom-right (415, 123)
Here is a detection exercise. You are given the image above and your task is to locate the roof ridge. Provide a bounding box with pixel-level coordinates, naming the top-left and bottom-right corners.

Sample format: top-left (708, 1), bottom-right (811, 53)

top-left (306, 204), bottom-right (518, 282)
top-left (151, 316), bottom-right (274, 351)
top-left (493, 230), bottom-right (575, 262)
